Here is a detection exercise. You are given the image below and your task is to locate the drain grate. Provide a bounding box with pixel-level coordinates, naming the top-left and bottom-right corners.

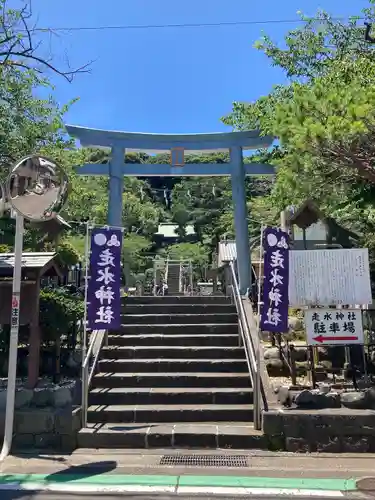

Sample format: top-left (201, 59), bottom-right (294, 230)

top-left (160, 454), bottom-right (249, 468)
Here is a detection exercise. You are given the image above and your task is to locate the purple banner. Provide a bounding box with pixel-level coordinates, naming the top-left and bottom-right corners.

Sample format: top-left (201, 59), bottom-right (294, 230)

top-left (260, 227), bottom-right (290, 333)
top-left (87, 227), bottom-right (123, 330)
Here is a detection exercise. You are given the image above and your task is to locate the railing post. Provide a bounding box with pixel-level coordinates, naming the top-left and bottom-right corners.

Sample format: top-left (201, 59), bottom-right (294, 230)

top-left (179, 258), bottom-right (183, 293)
top-left (81, 362), bottom-right (88, 428)
top-left (153, 258), bottom-right (157, 296)
top-left (254, 339), bottom-right (262, 430)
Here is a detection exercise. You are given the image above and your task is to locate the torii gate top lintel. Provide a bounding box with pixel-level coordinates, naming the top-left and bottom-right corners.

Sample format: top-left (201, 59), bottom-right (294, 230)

top-left (66, 123), bottom-right (274, 294)
top-left (65, 124), bottom-right (274, 151)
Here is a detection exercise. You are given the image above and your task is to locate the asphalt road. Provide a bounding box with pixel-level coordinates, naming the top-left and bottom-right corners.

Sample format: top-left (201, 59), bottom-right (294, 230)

top-left (11, 188), bottom-right (59, 219)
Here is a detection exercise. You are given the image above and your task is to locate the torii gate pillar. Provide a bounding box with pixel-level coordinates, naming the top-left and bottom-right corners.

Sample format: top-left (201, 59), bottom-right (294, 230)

top-left (230, 146), bottom-right (252, 295)
top-left (65, 126), bottom-right (275, 294)
top-left (108, 146), bottom-right (124, 227)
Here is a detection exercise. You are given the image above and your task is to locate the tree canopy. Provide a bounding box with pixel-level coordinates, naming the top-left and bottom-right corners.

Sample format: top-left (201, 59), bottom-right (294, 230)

top-left (223, 1), bottom-right (375, 263)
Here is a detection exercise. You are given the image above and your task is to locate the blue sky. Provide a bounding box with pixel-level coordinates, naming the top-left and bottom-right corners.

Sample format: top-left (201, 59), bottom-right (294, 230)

top-left (28, 0), bottom-right (369, 134)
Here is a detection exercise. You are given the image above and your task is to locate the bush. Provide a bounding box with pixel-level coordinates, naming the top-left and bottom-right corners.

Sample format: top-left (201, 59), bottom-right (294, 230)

top-left (56, 241), bottom-right (80, 267)
top-left (39, 288), bottom-right (84, 346)
top-left (0, 244), bottom-right (11, 253)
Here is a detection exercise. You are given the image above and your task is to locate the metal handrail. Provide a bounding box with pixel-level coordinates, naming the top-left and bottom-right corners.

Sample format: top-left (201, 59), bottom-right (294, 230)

top-left (229, 261), bottom-right (261, 430)
top-left (179, 260), bottom-right (183, 293)
top-left (165, 258), bottom-right (169, 285)
top-left (81, 329), bottom-right (107, 427)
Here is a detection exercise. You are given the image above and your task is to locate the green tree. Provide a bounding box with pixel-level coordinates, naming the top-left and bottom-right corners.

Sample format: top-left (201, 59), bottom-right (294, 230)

top-left (167, 242), bottom-right (209, 267)
top-left (222, 2), bottom-right (375, 238)
top-left (0, 0), bottom-right (88, 80)
top-left (0, 67), bottom-right (77, 176)
top-left (272, 58), bottom-right (375, 184)
top-left (122, 234), bottom-right (152, 272)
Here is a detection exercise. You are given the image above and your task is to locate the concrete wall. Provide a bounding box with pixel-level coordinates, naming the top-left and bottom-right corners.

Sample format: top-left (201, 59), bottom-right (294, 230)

top-left (263, 409), bottom-right (375, 453)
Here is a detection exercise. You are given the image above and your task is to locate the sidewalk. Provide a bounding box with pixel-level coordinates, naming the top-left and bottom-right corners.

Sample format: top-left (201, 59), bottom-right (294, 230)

top-left (0, 449), bottom-right (373, 496)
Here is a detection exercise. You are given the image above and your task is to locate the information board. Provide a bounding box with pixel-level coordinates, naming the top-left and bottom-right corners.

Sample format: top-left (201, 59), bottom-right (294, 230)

top-left (305, 308), bottom-right (364, 345)
top-left (289, 249), bottom-right (371, 307)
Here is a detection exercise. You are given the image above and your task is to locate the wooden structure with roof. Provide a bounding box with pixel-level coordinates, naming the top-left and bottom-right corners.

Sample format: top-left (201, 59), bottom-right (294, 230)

top-left (153, 223), bottom-right (197, 247)
top-left (218, 239), bottom-right (262, 277)
top-left (288, 200), bottom-right (360, 250)
top-left (0, 252), bottom-right (63, 388)
top-left (32, 215), bottom-right (72, 245)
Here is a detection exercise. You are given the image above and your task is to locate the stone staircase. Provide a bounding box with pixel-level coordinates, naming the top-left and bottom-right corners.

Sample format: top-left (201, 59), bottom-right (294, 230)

top-left (166, 262), bottom-right (181, 294)
top-left (78, 295), bottom-right (265, 449)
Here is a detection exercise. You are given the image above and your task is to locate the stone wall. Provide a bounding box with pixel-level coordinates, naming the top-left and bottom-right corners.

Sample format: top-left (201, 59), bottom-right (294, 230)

top-left (2, 406), bottom-right (81, 451)
top-left (0, 380), bottom-right (81, 452)
top-left (263, 409), bottom-right (375, 453)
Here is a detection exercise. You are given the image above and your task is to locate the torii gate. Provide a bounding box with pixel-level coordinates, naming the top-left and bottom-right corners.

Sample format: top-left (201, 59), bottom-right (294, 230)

top-left (65, 125), bottom-right (274, 294)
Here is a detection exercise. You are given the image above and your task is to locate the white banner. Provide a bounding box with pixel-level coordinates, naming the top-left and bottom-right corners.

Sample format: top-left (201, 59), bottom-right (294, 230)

top-left (289, 249), bottom-right (372, 306)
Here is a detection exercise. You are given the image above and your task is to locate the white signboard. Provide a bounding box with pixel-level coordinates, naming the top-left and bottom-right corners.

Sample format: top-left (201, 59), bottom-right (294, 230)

top-left (289, 249), bottom-right (372, 306)
top-left (305, 308), bottom-right (364, 345)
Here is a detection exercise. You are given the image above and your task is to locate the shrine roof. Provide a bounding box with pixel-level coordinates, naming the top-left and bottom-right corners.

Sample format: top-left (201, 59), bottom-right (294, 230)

top-left (289, 200), bottom-right (360, 240)
top-left (288, 199), bottom-right (323, 229)
top-left (218, 240), bottom-right (261, 268)
top-left (155, 224), bottom-right (196, 238)
top-left (65, 125), bottom-right (274, 152)
top-left (0, 252), bottom-right (63, 278)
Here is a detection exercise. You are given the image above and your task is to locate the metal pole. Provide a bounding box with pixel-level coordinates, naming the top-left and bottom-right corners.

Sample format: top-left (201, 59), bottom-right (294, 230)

top-left (81, 222), bottom-right (90, 427)
top-left (82, 362), bottom-right (88, 428)
top-left (280, 210), bottom-right (287, 233)
top-left (189, 260), bottom-right (193, 294)
top-left (254, 355), bottom-right (261, 430)
top-left (82, 222), bottom-right (90, 363)
top-left (257, 225), bottom-right (264, 325)
top-left (254, 225), bottom-right (264, 431)
top-left (0, 213), bottom-right (24, 460)
top-left (179, 258), bottom-right (183, 294)
top-left (153, 258), bottom-right (157, 296)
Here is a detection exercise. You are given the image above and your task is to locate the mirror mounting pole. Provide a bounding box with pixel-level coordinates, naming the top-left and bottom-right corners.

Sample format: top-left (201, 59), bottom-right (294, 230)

top-left (0, 155), bottom-right (69, 462)
top-left (0, 212), bottom-right (23, 461)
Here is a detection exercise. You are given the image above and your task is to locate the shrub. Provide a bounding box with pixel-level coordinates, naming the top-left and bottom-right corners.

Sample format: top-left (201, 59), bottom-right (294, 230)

top-left (39, 288), bottom-right (84, 347)
top-left (56, 241), bottom-right (80, 268)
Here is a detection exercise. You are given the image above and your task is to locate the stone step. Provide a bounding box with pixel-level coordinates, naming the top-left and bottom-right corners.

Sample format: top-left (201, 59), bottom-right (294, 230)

top-left (98, 358), bottom-right (248, 373)
top-left (123, 296), bottom-right (231, 305)
top-left (87, 404), bottom-right (254, 423)
top-left (115, 324), bottom-right (238, 335)
top-left (78, 422), bottom-right (265, 449)
top-left (107, 333), bottom-right (240, 347)
top-left (89, 387), bottom-right (253, 406)
top-left (120, 313), bottom-right (238, 325)
top-left (100, 346), bottom-right (246, 360)
top-left (122, 304), bottom-right (236, 315)
top-left (92, 372), bottom-right (251, 388)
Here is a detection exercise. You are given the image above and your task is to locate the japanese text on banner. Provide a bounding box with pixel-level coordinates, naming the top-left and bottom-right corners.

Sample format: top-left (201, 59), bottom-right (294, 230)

top-left (260, 227), bottom-right (290, 333)
top-left (87, 228), bottom-right (123, 330)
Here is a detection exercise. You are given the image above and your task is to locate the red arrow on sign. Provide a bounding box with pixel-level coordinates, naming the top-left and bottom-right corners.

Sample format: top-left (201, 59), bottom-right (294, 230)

top-left (313, 335), bottom-right (358, 343)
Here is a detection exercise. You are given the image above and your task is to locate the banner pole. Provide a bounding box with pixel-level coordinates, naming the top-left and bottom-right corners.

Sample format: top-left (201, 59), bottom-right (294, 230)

top-left (82, 222), bottom-right (90, 362)
top-left (81, 222), bottom-right (90, 428)
top-left (254, 224), bottom-right (264, 430)
top-left (257, 225), bottom-right (264, 325)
